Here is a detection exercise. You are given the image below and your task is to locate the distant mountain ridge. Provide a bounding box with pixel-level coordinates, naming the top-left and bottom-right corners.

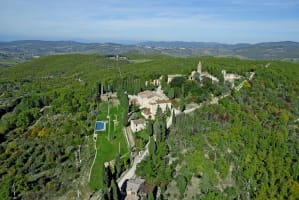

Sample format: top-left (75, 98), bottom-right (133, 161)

top-left (1, 40), bottom-right (299, 66)
top-left (139, 41), bottom-right (252, 49)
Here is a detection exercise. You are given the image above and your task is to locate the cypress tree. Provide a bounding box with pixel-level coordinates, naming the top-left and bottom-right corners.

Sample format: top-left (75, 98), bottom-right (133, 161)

top-left (102, 165), bottom-right (112, 193)
top-left (149, 137), bottom-right (157, 156)
top-left (148, 191), bottom-right (155, 200)
top-left (161, 117), bottom-right (166, 142)
top-left (180, 97), bottom-right (185, 112)
top-left (110, 180), bottom-right (121, 200)
top-left (172, 110), bottom-right (176, 125)
top-left (115, 153), bottom-right (122, 179)
top-left (155, 105), bottom-right (163, 120)
top-left (147, 121), bottom-right (153, 136)
top-left (123, 110), bottom-right (128, 126)
top-left (153, 119), bottom-right (162, 143)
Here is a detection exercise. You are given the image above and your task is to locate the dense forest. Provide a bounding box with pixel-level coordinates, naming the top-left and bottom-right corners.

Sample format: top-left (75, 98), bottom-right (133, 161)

top-left (164, 62), bottom-right (299, 199)
top-left (0, 54), bottom-right (298, 199)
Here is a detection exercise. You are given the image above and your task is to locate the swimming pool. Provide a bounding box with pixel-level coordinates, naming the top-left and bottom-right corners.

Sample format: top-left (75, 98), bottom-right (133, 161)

top-left (95, 121), bottom-right (106, 131)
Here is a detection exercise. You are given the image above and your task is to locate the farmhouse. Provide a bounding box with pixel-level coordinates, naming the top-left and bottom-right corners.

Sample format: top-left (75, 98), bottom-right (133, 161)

top-left (129, 89), bottom-right (171, 119)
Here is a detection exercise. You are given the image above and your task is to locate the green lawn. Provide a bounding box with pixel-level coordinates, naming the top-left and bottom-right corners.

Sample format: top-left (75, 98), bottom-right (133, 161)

top-left (89, 101), bottom-right (129, 190)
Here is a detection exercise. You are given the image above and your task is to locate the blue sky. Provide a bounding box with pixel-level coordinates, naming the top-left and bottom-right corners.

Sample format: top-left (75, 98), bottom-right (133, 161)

top-left (0, 0), bottom-right (299, 43)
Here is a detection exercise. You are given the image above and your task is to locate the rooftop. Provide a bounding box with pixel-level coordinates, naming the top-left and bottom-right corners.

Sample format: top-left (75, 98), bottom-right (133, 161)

top-left (126, 178), bottom-right (145, 192)
top-left (156, 99), bottom-right (171, 104)
top-left (168, 74), bottom-right (183, 78)
top-left (131, 119), bottom-right (146, 125)
top-left (139, 90), bottom-right (160, 99)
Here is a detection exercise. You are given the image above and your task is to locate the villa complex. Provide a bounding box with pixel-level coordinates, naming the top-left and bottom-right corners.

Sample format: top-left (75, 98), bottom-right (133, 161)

top-left (128, 89), bottom-right (172, 120)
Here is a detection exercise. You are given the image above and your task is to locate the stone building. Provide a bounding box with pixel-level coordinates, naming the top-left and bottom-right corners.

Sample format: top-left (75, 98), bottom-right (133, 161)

top-left (125, 178), bottom-right (145, 200)
top-left (130, 119), bottom-right (146, 133)
top-left (222, 70), bottom-right (241, 88)
top-left (129, 90), bottom-right (171, 119)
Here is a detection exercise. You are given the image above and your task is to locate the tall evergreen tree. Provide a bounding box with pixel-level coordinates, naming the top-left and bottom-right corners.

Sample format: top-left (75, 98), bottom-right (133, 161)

top-left (165, 105), bottom-right (171, 117)
top-left (172, 110), bottom-right (176, 125)
top-left (115, 153), bottom-right (122, 179)
top-left (155, 105), bottom-right (163, 120)
top-left (180, 97), bottom-right (185, 112)
top-left (147, 191), bottom-right (155, 200)
top-left (147, 121), bottom-right (153, 136)
top-left (149, 137), bottom-right (157, 156)
top-left (161, 117), bottom-right (167, 142)
top-left (181, 85), bottom-right (185, 98)
top-left (123, 110), bottom-right (128, 126)
top-left (110, 180), bottom-right (121, 200)
top-left (154, 120), bottom-right (162, 143)
top-left (102, 165), bottom-right (112, 189)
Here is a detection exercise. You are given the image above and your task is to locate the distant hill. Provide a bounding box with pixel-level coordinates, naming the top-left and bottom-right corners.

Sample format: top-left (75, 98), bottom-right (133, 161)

top-left (140, 41), bottom-right (299, 59)
top-left (1, 40), bottom-right (299, 66)
top-left (233, 41), bottom-right (299, 59)
top-left (139, 41), bottom-right (252, 50)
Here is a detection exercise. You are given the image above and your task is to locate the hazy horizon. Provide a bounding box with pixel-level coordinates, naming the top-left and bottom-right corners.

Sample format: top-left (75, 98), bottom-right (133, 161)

top-left (1, 38), bottom-right (299, 45)
top-left (1, 0), bottom-right (299, 43)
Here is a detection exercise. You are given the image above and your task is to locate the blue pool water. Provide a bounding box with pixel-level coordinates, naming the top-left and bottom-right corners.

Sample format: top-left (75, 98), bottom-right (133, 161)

top-left (95, 121), bottom-right (106, 131)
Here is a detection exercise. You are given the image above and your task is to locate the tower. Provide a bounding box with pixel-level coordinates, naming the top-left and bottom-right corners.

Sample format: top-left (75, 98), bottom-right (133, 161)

top-left (197, 61), bottom-right (202, 74)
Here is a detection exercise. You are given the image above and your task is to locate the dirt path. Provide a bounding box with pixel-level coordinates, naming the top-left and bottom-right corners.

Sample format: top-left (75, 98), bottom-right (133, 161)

top-left (88, 133), bottom-right (98, 182)
top-left (40, 105), bottom-right (51, 112)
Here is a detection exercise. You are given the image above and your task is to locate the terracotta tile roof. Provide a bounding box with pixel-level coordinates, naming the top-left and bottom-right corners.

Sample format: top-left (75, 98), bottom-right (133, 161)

top-left (139, 90), bottom-right (155, 98)
top-left (156, 99), bottom-right (171, 104)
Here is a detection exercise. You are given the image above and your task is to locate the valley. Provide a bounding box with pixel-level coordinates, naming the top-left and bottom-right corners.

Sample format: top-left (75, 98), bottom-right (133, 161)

top-left (1, 41), bottom-right (299, 67)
